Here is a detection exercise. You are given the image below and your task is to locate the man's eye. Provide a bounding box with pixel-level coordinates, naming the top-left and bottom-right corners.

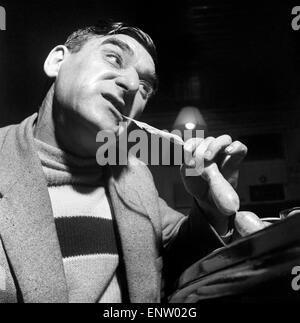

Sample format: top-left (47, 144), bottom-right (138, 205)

top-left (106, 53), bottom-right (123, 67)
top-left (139, 80), bottom-right (154, 99)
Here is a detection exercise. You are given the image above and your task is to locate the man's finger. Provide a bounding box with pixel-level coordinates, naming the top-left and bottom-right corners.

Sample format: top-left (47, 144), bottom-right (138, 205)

top-left (183, 137), bottom-right (213, 174)
top-left (221, 141), bottom-right (247, 168)
top-left (183, 137), bottom-right (204, 166)
top-left (193, 137), bottom-right (215, 159)
top-left (186, 137), bottom-right (215, 175)
top-left (225, 141), bottom-right (248, 156)
top-left (204, 135), bottom-right (232, 161)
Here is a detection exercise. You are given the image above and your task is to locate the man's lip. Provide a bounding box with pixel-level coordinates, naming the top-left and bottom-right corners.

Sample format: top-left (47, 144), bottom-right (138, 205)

top-left (102, 93), bottom-right (125, 115)
top-left (106, 102), bottom-right (124, 122)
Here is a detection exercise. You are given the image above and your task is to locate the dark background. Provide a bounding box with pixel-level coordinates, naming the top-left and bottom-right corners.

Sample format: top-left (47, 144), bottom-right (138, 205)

top-left (1, 0), bottom-right (300, 122)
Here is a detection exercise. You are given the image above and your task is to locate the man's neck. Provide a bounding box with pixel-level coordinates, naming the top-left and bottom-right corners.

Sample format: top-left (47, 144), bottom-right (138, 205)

top-left (33, 85), bottom-right (59, 150)
top-left (34, 85), bottom-right (97, 158)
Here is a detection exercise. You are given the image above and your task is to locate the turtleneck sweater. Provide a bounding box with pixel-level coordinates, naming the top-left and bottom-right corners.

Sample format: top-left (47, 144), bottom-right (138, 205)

top-left (34, 138), bottom-right (121, 303)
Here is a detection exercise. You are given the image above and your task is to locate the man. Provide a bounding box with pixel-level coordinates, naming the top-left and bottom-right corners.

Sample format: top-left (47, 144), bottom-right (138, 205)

top-left (0, 21), bottom-right (247, 303)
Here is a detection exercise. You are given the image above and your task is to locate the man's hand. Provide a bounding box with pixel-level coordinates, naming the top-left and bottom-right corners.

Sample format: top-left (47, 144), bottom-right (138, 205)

top-left (180, 135), bottom-right (248, 235)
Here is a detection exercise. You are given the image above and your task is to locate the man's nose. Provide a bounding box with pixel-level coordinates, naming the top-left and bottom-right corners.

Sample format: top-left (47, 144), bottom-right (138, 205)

top-left (116, 68), bottom-right (139, 94)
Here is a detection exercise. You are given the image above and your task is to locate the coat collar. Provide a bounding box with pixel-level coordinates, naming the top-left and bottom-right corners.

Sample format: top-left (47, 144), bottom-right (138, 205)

top-left (107, 163), bottom-right (161, 302)
top-left (0, 114), bottom-right (161, 303)
top-left (0, 114), bottom-right (68, 302)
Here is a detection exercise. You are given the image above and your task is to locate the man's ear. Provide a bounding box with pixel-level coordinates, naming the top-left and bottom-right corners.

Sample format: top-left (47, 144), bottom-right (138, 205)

top-left (44, 45), bottom-right (70, 78)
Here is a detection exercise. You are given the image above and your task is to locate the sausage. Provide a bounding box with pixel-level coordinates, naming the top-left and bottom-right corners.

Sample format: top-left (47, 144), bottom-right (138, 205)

top-left (234, 211), bottom-right (266, 237)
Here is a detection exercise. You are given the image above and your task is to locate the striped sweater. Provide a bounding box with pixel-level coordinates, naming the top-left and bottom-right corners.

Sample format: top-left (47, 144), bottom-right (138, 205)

top-left (34, 139), bottom-right (121, 303)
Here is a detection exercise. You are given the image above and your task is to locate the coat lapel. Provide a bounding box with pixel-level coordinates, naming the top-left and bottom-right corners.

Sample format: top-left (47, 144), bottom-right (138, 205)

top-left (0, 114), bottom-right (68, 303)
top-left (107, 162), bottom-right (161, 303)
top-left (0, 114), bottom-right (162, 303)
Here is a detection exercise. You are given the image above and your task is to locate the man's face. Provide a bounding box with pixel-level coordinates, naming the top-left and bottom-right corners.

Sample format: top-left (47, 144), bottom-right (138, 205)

top-left (53, 34), bottom-right (156, 144)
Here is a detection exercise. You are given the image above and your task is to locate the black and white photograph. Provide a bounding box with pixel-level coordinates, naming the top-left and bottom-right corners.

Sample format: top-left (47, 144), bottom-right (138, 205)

top-left (0, 0), bottom-right (300, 311)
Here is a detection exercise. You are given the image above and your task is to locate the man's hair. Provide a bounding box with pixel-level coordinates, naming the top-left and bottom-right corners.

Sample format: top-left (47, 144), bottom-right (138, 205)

top-left (64, 20), bottom-right (158, 67)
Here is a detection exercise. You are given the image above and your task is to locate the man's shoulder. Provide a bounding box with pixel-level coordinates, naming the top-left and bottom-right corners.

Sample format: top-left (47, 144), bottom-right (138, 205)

top-left (127, 154), bottom-right (153, 178)
top-left (0, 123), bottom-right (17, 151)
top-left (111, 154), bottom-right (156, 189)
top-left (0, 115), bottom-right (37, 154)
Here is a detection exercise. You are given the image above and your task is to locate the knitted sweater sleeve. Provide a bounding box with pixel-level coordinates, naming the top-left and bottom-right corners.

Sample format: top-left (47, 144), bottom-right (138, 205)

top-left (159, 196), bottom-right (224, 297)
top-left (133, 159), bottom-right (223, 293)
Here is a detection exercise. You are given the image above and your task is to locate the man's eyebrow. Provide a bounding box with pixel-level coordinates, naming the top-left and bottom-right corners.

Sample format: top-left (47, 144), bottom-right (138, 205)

top-left (101, 37), bottom-right (134, 56)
